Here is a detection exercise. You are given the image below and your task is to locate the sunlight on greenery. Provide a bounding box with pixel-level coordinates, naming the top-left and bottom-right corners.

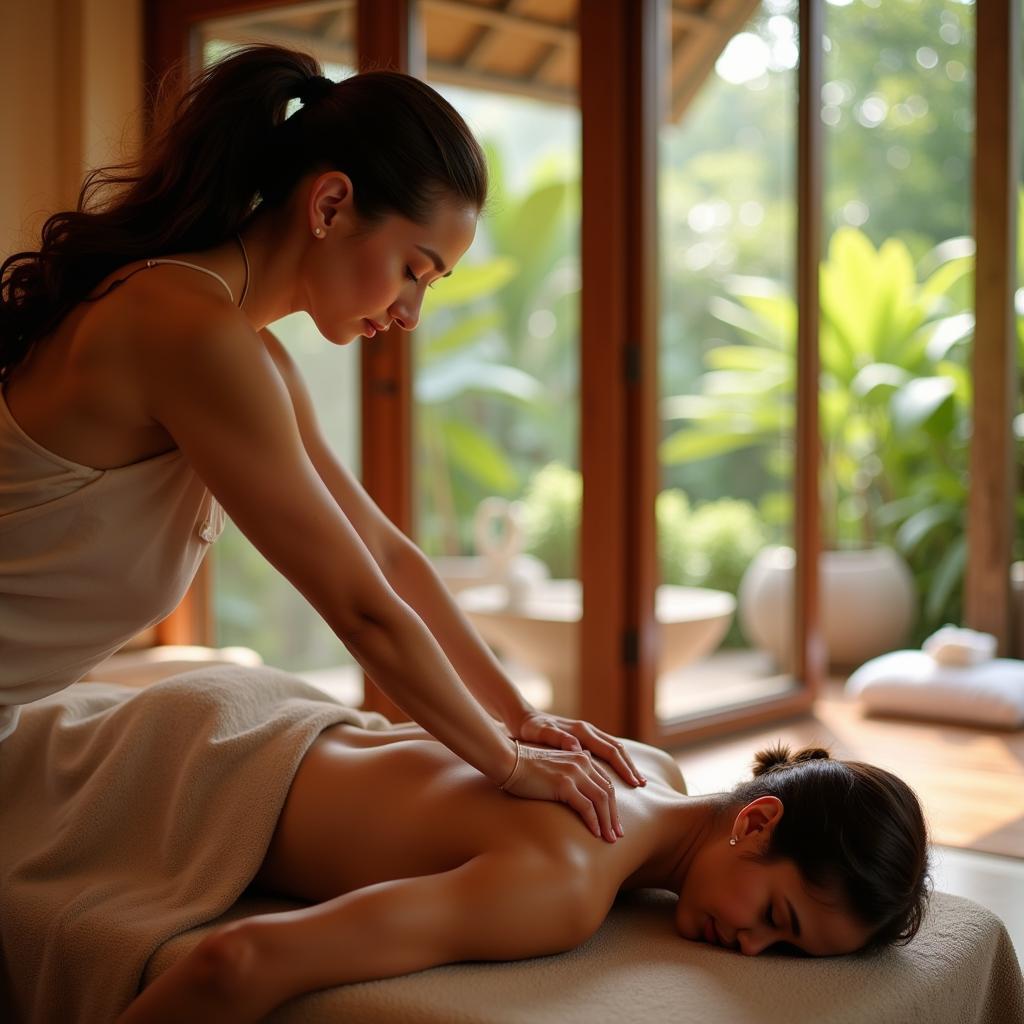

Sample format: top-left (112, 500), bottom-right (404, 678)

top-left (208, 0), bottom-right (1023, 668)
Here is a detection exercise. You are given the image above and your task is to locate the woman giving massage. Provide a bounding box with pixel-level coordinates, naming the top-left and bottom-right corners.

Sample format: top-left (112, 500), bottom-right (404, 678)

top-left (0, 43), bottom-right (930, 1022)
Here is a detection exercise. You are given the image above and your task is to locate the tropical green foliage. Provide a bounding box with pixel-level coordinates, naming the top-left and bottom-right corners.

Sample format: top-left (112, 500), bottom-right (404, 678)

top-left (661, 208), bottom-right (1024, 640)
top-left (414, 141), bottom-right (579, 556)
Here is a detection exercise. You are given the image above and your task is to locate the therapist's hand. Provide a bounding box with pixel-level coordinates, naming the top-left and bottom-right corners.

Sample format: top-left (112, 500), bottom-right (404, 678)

top-left (498, 710), bottom-right (647, 841)
top-left (496, 741), bottom-right (625, 842)
top-left (511, 709), bottom-right (647, 790)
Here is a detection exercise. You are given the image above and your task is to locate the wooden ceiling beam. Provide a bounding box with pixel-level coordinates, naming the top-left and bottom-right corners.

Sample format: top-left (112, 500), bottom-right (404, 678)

top-left (201, 24), bottom-right (575, 105)
top-left (426, 59), bottom-right (573, 104)
top-left (460, 0), bottom-right (513, 69)
top-left (198, 24), bottom-right (356, 68)
top-left (206, 0), bottom-right (352, 29)
top-left (524, 41), bottom-right (565, 83)
top-left (671, 6), bottom-right (718, 31)
top-left (200, 0), bottom-right (737, 123)
top-left (320, 7), bottom-right (355, 41)
top-left (424, 0), bottom-right (573, 46)
top-left (462, 25), bottom-right (498, 70)
top-left (669, 0), bottom-right (759, 122)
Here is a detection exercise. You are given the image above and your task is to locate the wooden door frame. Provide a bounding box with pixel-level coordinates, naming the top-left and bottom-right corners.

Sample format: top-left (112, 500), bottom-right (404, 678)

top-left (351, 0), bottom-right (419, 719)
top-left (577, 0), bottom-right (822, 747)
top-left (967, 0), bottom-right (1020, 656)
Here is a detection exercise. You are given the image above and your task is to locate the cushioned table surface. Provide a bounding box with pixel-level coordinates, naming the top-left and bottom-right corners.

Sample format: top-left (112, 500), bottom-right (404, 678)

top-left (145, 888), bottom-right (1024, 1024)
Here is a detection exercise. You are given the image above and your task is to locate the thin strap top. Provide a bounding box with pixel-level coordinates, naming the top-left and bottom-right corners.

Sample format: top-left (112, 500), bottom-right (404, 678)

top-left (144, 259), bottom-right (235, 304)
top-left (94, 258), bottom-right (236, 306)
top-left (0, 253), bottom-right (238, 743)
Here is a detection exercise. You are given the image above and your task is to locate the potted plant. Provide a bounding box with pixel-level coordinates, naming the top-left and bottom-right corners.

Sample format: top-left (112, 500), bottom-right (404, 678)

top-left (661, 225), bottom-right (983, 669)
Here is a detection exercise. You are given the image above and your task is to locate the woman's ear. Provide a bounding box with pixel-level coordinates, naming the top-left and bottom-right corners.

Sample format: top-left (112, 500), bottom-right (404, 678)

top-left (309, 171), bottom-right (356, 233)
top-left (733, 796), bottom-right (784, 841)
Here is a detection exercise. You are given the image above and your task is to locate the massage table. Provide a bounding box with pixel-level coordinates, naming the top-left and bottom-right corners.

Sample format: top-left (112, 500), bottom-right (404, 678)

top-left (145, 887), bottom-right (1022, 1024)
top-left (84, 648), bottom-right (1024, 1022)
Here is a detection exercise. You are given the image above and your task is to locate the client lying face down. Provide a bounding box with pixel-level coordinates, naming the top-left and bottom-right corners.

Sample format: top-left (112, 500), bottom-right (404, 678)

top-left (125, 729), bottom-right (932, 1021)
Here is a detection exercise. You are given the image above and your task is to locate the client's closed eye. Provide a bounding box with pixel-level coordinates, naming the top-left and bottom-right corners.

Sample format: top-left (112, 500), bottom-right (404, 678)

top-left (765, 942), bottom-right (808, 957)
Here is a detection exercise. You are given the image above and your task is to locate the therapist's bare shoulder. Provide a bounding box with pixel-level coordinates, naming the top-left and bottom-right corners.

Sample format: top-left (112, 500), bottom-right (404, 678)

top-left (69, 259), bottom-right (256, 417)
top-left (121, 281), bottom-right (268, 417)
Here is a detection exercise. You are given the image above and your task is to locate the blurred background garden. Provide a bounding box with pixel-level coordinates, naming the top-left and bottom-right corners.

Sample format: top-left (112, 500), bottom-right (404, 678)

top-left (207, 0), bottom-right (1023, 703)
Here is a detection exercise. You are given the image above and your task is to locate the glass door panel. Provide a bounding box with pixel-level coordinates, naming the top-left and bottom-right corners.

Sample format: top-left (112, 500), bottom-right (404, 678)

top-left (196, 7), bottom-right (363, 702)
top-left (414, 0), bottom-right (581, 715)
top-left (656, 0), bottom-right (799, 723)
top-left (820, 0), bottom-right (975, 668)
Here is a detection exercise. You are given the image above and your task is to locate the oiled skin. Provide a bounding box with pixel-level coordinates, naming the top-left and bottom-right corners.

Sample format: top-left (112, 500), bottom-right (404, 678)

top-left (252, 722), bottom-right (684, 903)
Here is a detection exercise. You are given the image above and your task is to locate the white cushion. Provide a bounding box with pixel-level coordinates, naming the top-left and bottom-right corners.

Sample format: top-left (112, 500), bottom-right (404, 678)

top-left (845, 650), bottom-right (1024, 729)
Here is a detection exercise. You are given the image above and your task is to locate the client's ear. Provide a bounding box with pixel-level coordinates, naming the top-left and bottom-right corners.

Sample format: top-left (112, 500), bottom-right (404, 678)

top-left (733, 795), bottom-right (784, 840)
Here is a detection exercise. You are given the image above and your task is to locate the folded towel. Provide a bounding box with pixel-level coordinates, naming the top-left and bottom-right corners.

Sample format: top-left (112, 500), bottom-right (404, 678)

top-left (923, 624), bottom-right (998, 666)
top-left (0, 664), bottom-right (394, 1023)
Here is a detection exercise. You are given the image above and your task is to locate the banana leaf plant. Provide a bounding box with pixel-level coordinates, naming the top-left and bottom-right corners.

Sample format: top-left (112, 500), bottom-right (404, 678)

top-left (415, 141), bottom-right (580, 556)
top-left (659, 221), bottom-right (1015, 637)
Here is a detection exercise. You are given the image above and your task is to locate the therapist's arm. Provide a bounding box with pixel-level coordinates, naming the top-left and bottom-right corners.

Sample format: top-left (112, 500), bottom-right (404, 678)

top-left (258, 328), bottom-right (534, 732)
top-left (379, 538), bottom-right (535, 730)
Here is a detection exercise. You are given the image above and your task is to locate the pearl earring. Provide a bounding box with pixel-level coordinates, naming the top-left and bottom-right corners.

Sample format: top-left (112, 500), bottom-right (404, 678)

top-left (729, 836), bottom-right (738, 846)
top-left (314, 228), bottom-right (323, 237)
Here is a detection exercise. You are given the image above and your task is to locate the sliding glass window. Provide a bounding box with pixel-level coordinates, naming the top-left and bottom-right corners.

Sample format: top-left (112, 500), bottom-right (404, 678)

top-left (656, 0), bottom-right (799, 724)
top-left (413, 0), bottom-right (582, 716)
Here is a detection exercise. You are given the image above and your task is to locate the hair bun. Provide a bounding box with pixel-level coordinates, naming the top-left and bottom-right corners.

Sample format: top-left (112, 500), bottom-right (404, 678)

top-left (793, 746), bottom-right (832, 764)
top-left (751, 740), bottom-right (832, 777)
top-left (297, 74), bottom-right (334, 106)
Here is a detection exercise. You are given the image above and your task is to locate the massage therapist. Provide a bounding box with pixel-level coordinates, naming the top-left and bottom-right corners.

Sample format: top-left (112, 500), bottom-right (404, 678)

top-left (0, 43), bottom-right (645, 844)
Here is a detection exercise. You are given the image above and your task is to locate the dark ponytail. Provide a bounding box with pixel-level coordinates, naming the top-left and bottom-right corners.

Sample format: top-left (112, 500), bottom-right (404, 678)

top-left (729, 741), bottom-right (933, 953)
top-left (0, 43), bottom-right (488, 384)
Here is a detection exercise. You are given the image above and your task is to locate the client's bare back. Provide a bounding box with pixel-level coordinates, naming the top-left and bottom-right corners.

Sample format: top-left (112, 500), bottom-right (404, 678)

top-left (251, 722), bottom-right (678, 902)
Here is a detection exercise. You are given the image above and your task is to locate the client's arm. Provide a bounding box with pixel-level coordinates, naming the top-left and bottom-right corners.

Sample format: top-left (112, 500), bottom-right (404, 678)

top-left (118, 850), bottom-right (610, 1022)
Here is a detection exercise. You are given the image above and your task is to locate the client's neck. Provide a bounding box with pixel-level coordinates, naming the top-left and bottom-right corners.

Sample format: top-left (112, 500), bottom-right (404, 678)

top-left (625, 792), bottom-right (733, 894)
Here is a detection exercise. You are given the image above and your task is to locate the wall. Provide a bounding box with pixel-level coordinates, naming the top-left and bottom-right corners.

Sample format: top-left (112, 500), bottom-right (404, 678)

top-left (0, 0), bottom-right (143, 253)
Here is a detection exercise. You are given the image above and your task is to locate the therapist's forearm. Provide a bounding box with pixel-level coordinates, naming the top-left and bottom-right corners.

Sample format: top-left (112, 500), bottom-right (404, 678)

top-left (341, 594), bottom-right (518, 785)
top-left (382, 538), bottom-right (536, 731)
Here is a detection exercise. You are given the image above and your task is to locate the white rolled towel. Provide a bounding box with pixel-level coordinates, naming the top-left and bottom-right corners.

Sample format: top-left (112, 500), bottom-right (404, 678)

top-left (922, 624), bottom-right (997, 666)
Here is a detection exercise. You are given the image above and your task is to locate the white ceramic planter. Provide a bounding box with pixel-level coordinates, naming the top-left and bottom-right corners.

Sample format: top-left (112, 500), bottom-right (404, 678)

top-left (738, 544), bottom-right (916, 671)
top-left (457, 580), bottom-right (736, 717)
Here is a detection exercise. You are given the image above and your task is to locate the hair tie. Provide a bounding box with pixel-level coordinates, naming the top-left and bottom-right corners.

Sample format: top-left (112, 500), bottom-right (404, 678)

top-left (297, 74), bottom-right (334, 106)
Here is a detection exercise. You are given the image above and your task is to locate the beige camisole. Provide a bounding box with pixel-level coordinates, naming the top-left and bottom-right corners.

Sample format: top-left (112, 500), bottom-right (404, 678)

top-left (0, 258), bottom-right (237, 741)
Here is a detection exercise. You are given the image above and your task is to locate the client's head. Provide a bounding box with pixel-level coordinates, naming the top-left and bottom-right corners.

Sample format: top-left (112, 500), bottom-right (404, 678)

top-left (673, 741), bottom-right (933, 958)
